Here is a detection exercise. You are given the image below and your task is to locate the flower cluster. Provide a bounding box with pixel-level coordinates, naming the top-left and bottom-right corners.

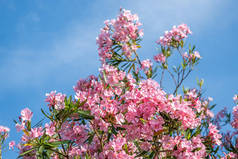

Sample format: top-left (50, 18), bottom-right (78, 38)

top-left (157, 24), bottom-right (192, 47)
top-left (0, 125), bottom-right (9, 140)
top-left (0, 126), bottom-right (9, 135)
top-left (45, 91), bottom-right (66, 110)
top-left (221, 152), bottom-right (238, 159)
top-left (141, 59), bottom-right (153, 75)
top-left (15, 108), bottom-right (33, 132)
top-left (208, 123), bottom-right (222, 145)
top-left (216, 95), bottom-right (238, 159)
top-left (162, 135), bottom-right (206, 158)
top-left (96, 9), bottom-right (143, 63)
top-left (183, 51), bottom-right (201, 60)
top-left (232, 105), bottom-right (238, 129)
top-left (233, 94), bottom-right (238, 102)
top-left (154, 53), bottom-right (166, 63)
top-left (0, 125), bottom-right (10, 154)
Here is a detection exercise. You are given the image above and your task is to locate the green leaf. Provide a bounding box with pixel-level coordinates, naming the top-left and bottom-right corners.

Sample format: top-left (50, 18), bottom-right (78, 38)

top-left (135, 150), bottom-right (147, 157)
top-left (111, 125), bottom-right (118, 135)
top-left (149, 151), bottom-right (155, 158)
top-left (123, 143), bottom-right (128, 154)
top-left (46, 140), bottom-right (70, 148)
top-left (78, 100), bottom-right (87, 108)
top-left (214, 146), bottom-right (219, 154)
top-left (41, 109), bottom-right (51, 119)
top-left (180, 40), bottom-right (184, 48)
top-left (77, 110), bottom-right (94, 120)
top-left (192, 147), bottom-right (201, 152)
top-left (139, 118), bottom-right (146, 124)
top-left (102, 70), bottom-right (107, 83)
top-left (193, 126), bottom-right (201, 137)
top-left (85, 133), bottom-right (95, 144)
top-left (209, 104), bottom-right (216, 110)
top-left (18, 148), bottom-right (34, 158)
top-left (39, 145), bottom-right (44, 154)
top-left (181, 62), bottom-right (186, 70)
top-left (186, 131), bottom-right (191, 140)
top-left (123, 63), bottom-right (132, 72)
top-left (85, 152), bottom-right (90, 159)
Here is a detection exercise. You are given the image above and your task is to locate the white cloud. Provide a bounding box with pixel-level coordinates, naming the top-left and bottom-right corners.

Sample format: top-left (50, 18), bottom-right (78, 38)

top-left (0, 23), bottom-right (100, 89)
top-left (0, 0), bottom-right (229, 89)
top-left (124, 0), bottom-right (227, 36)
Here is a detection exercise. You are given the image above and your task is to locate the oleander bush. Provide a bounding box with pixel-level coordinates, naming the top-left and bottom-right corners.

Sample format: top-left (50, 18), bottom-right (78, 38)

top-left (1, 9), bottom-right (238, 159)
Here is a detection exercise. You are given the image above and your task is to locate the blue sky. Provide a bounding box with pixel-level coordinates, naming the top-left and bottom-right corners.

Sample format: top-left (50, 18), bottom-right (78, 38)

top-left (0, 0), bottom-right (237, 158)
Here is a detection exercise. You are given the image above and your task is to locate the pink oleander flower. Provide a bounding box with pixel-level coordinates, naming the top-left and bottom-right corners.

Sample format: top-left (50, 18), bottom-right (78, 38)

top-left (162, 135), bottom-right (206, 159)
top-left (0, 125), bottom-right (10, 133)
top-left (154, 53), bottom-right (166, 63)
top-left (141, 59), bottom-right (152, 70)
top-left (233, 94), bottom-right (238, 101)
top-left (157, 24), bottom-right (192, 47)
top-left (183, 52), bottom-right (189, 58)
top-left (115, 113), bottom-right (125, 125)
top-left (30, 127), bottom-right (43, 138)
top-left (99, 64), bottom-right (126, 86)
top-left (207, 109), bottom-right (214, 118)
top-left (0, 125), bottom-right (10, 141)
top-left (9, 140), bottom-right (15, 150)
top-left (208, 123), bottom-right (222, 145)
top-left (21, 108), bottom-right (33, 121)
top-left (45, 91), bottom-right (66, 110)
top-left (45, 122), bottom-right (56, 136)
top-left (208, 97), bottom-right (213, 102)
top-left (15, 123), bottom-right (25, 132)
top-left (193, 51), bottom-right (201, 59)
top-left (221, 152), bottom-right (238, 159)
top-left (69, 146), bottom-right (86, 157)
top-left (96, 9), bottom-right (143, 63)
top-left (101, 135), bottom-right (136, 158)
top-left (231, 105), bottom-right (238, 129)
top-left (183, 51), bottom-right (201, 61)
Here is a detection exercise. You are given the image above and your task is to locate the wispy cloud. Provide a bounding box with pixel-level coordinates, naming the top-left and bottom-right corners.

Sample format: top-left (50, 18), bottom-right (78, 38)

top-left (0, 0), bottom-right (230, 90)
top-left (0, 23), bottom-right (100, 90)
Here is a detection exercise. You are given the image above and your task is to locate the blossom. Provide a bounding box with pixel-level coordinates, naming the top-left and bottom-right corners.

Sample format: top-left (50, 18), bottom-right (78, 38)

top-left (157, 24), bottom-right (192, 47)
top-left (207, 109), bottom-right (214, 118)
top-left (183, 51), bottom-right (201, 61)
top-left (233, 94), bottom-right (238, 101)
top-left (162, 135), bottom-right (206, 159)
top-left (221, 152), bottom-right (238, 159)
top-left (30, 127), bottom-right (43, 138)
top-left (183, 52), bottom-right (189, 58)
top-left (154, 53), bottom-right (166, 63)
top-left (15, 123), bottom-right (25, 132)
top-left (208, 123), bottom-right (222, 145)
top-left (21, 108), bottom-right (33, 121)
top-left (9, 141), bottom-right (15, 150)
top-left (96, 9), bottom-right (143, 63)
top-left (45, 123), bottom-right (55, 136)
top-left (141, 59), bottom-right (152, 70)
top-left (0, 125), bottom-right (10, 142)
top-left (45, 91), bottom-right (66, 110)
top-left (194, 51), bottom-right (201, 59)
top-left (231, 105), bottom-right (238, 129)
top-left (208, 97), bottom-right (213, 102)
top-left (0, 125), bottom-right (10, 133)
